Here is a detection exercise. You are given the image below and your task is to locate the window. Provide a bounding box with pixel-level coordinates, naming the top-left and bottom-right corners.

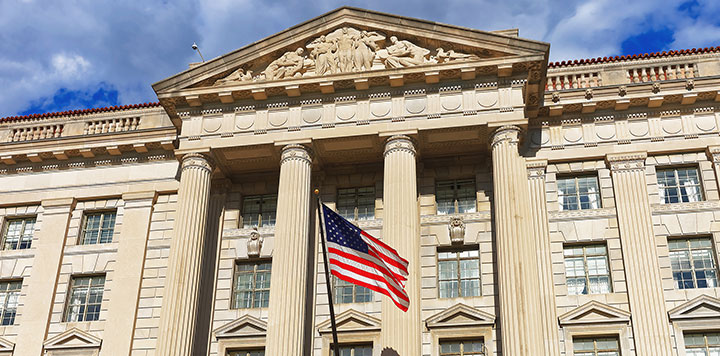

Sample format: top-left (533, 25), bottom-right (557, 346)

top-left (684, 332), bottom-right (720, 355)
top-left (337, 187), bottom-right (375, 221)
top-left (564, 244), bottom-right (612, 295)
top-left (81, 211), bottom-right (116, 245)
top-left (438, 248), bottom-right (480, 298)
top-left (331, 344), bottom-right (372, 356)
top-left (439, 340), bottom-right (486, 356)
top-left (0, 281), bottom-right (21, 325)
top-left (232, 261), bottom-right (271, 308)
top-left (228, 350), bottom-right (264, 356)
top-left (436, 179), bottom-right (476, 215)
top-left (557, 176), bottom-right (601, 211)
top-left (333, 276), bottom-right (372, 304)
top-left (657, 167), bottom-right (703, 204)
top-left (573, 337), bottom-right (620, 356)
top-left (65, 275), bottom-right (105, 322)
top-left (242, 194), bottom-right (277, 228)
top-left (668, 237), bottom-right (718, 289)
top-left (1, 217), bottom-right (35, 250)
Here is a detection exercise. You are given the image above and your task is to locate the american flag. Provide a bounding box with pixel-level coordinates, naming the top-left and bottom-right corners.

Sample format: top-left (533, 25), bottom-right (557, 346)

top-left (320, 203), bottom-right (409, 311)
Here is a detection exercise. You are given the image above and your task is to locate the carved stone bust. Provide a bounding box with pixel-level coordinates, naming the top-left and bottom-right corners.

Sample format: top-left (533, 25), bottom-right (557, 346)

top-left (448, 216), bottom-right (465, 244)
top-left (247, 228), bottom-right (263, 257)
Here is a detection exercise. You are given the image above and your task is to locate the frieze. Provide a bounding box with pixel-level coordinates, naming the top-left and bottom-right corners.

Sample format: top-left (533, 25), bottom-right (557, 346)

top-left (548, 207), bottom-right (616, 221)
top-left (651, 200), bottom-right (720, 214)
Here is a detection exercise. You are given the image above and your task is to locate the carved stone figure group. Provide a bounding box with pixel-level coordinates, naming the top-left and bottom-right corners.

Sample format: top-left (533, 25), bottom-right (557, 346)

top-left (214, 26), bottom-right (478, 85)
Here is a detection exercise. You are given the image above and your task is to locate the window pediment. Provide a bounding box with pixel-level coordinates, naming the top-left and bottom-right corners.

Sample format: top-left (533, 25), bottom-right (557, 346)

top-left (558, 300), bottom-right (631, 326)
top-left (317, 309), bottom-right (380, 334)
top-left (425, 303), bottom-right (495, 329)
top-left (43, 328), bottom-right (102, 350)
top-left (0, 336), bottom-right (13, 352)
top-left (668, 294), bottom-right (720, 321)
top-left (214, 315), bottom-right (267, 339)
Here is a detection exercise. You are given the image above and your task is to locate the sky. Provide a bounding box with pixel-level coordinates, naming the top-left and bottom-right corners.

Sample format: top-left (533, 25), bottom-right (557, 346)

top-left (1, 0), bottom-right (719, 118)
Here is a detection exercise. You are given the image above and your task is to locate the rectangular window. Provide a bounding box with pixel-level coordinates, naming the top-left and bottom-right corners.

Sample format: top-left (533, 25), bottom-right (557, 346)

top-left (557, 175), bottom-right (601, 211)
top-left (232, 261), bottom-right (271, 309)
top-left (684, 332), bottom-right (720, 355)
top-left (657, 167), bottom-right (703, 204)
top-left (65, 275), bottom-right (105, 322)
top-left (337, 187), bottom-right (375, 221)
top-left (333, 276), bottom-right (372, 304)
top-left (1, 217), bottom-right (35, 250)
top-left (439, 340), bottom-right (486, 356)
top-left (564, 244), bottom-right (612, 295)
top-left (81, 211), bottom-right (116, 245)
top-left (0, 281), bottom-right (21, 325)
top-left (669, 237), bottom-right (718, 289)
top-left (242, 194), bottom-right (277, 228)
top-left (331, 344), bottom-right (373, 356)
top-left (436, 179), bottom-right (476, 215)
top-left (438, 248), bottom-right (481, 298)
top-left (573, 337), bottom-right (620, 356)
top-left (228, 350), bottom-right (264, 356)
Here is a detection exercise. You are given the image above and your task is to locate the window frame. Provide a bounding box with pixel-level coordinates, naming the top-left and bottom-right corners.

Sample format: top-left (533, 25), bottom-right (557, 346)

top-left (571, 335), bottom-right (622, 356)
top-left (336, 187), bottom-right (376, 221)
top-left (63, 274), bottom-right (106, 322)
top-left (435, 179), bottom-right (477, 215)
top-left (556, 174), bottom-right (602, 211)
top-left (1, 216), bottom-right (36, 250)
top-left (329, 343), bottom-right (373, 356)
top-left (656, 166), bottom-right (705, 204)
top-left (436, 246), bottom-right (481, 299)
top-left (0, 280), bottom-right (22, 326)
top-left (231, 259), bottom-right (272, 309)
top-left (563, 243), bottom-right (613, 295)
top-left (667, 236), bottom-right (719, 290)
top-left (683, 331), bottom-right (720, 354)
top-left (241, 194), bottom-right (278, 228)
top-left (332, 275), bottom-right (373, 304)
top-left (227, 349), bottom-right (265, 356)
top-left (438, 338), bottom-right (487, 356)
top-left (79, 210), bottom-right (117, 245)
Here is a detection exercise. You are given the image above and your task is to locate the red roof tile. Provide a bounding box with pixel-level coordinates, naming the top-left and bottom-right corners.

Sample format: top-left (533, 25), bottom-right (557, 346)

top-left (548, 46), bottom-right (720, 68)
top-left (0, 102), bottom-right (161, 123)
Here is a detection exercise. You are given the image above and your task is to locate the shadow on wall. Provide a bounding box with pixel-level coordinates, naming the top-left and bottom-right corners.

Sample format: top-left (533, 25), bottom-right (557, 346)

top-left (381, 348), bottom-right (399, 356)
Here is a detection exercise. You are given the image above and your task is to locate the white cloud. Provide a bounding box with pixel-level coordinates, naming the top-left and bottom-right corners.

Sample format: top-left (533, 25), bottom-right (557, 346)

top-left (51, 53), bottom-right (91, 78)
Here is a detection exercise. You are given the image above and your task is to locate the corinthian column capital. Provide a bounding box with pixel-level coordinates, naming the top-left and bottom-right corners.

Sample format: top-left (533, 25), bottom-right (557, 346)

top-left (606, 151), bottom-right (647, 172)
top-left (280, 144), bottom-right (313, 164)
top-left (181, 153), bottom-right (214, 172)
top-left (384, 135), bottom-right (416, 157)
top-left (491, 125), bottom-right (522, 149)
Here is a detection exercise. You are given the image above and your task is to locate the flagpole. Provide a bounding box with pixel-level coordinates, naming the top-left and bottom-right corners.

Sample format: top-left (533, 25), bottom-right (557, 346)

top-left (315, 189), bottom-right (341, 356)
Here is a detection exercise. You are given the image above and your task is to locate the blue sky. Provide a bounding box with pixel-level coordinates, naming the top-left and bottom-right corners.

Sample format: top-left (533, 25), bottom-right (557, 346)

top-left (1, 0), bottom-right (718, 118)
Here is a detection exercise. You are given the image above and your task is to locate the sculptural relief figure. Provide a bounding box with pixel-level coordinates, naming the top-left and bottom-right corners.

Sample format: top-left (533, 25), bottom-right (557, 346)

top-left (247, 228), bottom-right (263, 257)
top-left (214, 67), bottom-right (253, 85)
top-left (354, 30), bottom-right (384, 71)
top-left (435, 48), bottom-right (478, 63)
top-left (448, 216), bottom-right (466, 244)
top-left (381, 36), bottom-right (431, 68)
top-left (307, 35), bottom-right (338, 75)
top-left (263, 48), bottom-right (307, 80)
top-left (334, 27), bottom-right (357, 72)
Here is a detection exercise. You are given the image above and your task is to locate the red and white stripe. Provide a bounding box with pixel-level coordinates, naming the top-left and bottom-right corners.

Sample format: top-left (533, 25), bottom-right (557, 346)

top-left (326, 241), bottom-right (410, 311)
top-left (360, 231), bottom-right (409, 286)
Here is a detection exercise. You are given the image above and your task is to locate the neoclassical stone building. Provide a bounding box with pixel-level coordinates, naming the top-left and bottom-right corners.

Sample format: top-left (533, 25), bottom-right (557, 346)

top-left (1, 7), bottom-right (720, 356)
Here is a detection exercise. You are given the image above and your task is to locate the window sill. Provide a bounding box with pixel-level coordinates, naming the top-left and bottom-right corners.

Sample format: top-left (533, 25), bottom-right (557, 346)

top-left (549, 207), bottom-right (615, 220)
top-left (0, 248), bottom-right (35, 260)
top-left (652, 200), bottom-right (720, 213)
top-left (64, 242), bottom-right (119, 255)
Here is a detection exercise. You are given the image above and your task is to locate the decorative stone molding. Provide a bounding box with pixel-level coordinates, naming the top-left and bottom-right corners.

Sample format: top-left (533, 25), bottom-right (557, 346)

top-left (548, 207), bottom-right (616, 220)
top-left (214, 315), bottom-right (268, 339)
top-left (490, 125), bottom-right (521, 149)
top-left (317, 309), bottom-right (381, 334)
top-left (280, 144), bottom-right (313, 164)
top-left (0, 337), bottom-right (13, 356)
top-left (706, 145), bottom-right (720, 163)
top-left (246, 228), bottom-right (263, 257)
top-left (558, 301), bottom-right (631, 326)
top-left (43, 328), bottom-right (102, 353)
top-left (668, 294), bottom-right (720, 321)
top-left (605, 151), bottom-right (647, 172)
top-left (448, 216), bottom-right (465, 244)
top-left (180, 152), bottom-right (214, 172)
top-left (383, 135), bottom-right (416, 157)
top-left (651, 200), bottom-right (720, 214)
top-left (425, 303), bottom-right (495, 329)
top-left (526, 159), bottom-right (548, 180)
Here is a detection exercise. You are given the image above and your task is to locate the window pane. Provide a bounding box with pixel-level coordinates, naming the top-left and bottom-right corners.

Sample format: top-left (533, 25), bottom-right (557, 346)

top-left (564, 245), bottom-right (612, 295)
top-left (233, 261), bottom-right (272, 309)
top-left (65, 276), bottom-right (105, 322)
top-left (558, 176), bottom-right (600, 211)
top-left (438, 249), bottom-right (481, 298)
top-left (658, 168), bottom-right (704, 204)
top-left (669, 237), bottom-right (719, 289)
top-left (82, 212), bottom-right (116, 245)
top-left (333, 276), bottom-right (372, 304)
top-left (573, 337), bottom-right (620, 356)
top-left (242, 195), bottom-right (277, 228)
top-left (2, 217), bottom-right (35, 250)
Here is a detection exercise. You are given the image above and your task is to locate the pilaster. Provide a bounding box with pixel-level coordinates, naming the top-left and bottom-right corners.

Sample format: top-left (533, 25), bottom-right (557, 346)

top-left (265, 144), bottom-right (314, 355)
top-left (490, 126), bottom-right (543, 355)
top-left (156, 153), bottom-right (214, 356)
top-left (526, 159), bottom-right (561, 356)
top-left (379, 135), bottom-right (422, 355)
top-left (101, 191), bottom-right (157, 356)
top-left (606, 151), bottom-right (673, 355)
top-left (706, 146), bottom-right (720, 192)
top-left (15, 197), bottom-right (75, 356)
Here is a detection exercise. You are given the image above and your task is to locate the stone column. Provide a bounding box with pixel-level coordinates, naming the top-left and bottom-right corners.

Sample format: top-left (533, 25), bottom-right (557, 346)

top-left (490, 126), bottom-right (543, 355)
top-left (526, 159), bottom-right (561, 356)
top-left (606, 152), bottom-right (673, 355)
top-left (15, 198), bottom-right (75, 356)
top-left (101, 191), bottom-right (157, 356)
top-left (706, 146), bottom-right (720, 190)
top-left (265, 144), bottom-right (313, 355)
top-left (156, 153), bottom-right (214, 356)
top-left (379, 135), bottom-right (422, 355)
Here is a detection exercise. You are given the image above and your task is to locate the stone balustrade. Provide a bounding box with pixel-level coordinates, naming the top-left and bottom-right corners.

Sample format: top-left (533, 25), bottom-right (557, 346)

top-left (9, 124), bottom-right (63, 142)
top-left (84, 117), bottom-right (140, 134)
top-left (627, 63), bottom-right (695, 83)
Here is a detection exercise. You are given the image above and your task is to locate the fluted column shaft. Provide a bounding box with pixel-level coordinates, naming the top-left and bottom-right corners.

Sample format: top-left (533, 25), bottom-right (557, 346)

top-left (157, 153), bottom-right (214, 356)
top-left (707, 146), bottom-right (720, 191)
top-left (490, 126), bottom-right (543, 355)
top-left (526, 159), bottom-right (561, 356)
top-left (265, 144), bottom-right (313, 355)
top-left (380, 135), bottom-right (422, 355)
top-left (607, 152), bottom-right (672, 355)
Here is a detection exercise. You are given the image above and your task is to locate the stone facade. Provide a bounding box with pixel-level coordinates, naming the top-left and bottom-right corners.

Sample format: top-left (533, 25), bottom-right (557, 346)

top-left (1, 6), bottom-right (720, 356)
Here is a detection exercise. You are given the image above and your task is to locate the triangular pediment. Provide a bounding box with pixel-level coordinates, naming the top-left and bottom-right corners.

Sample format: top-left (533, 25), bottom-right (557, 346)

top-left (214, 314), bottom-right (267, 338)
top-left (153, 7), bottom-right (548, 96)
top-left (317, 309), bottom-right (381, 334)
top-left (43, 328), bottom-right (102, 350)
top-left (668, 295), bottom-right (720, 321)
top-left (0, 336), bottom-right (13, 351)
top-left (426, 303), bottom-right (495, 329)
top-left (558, 301), bottom-right (631, 326)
